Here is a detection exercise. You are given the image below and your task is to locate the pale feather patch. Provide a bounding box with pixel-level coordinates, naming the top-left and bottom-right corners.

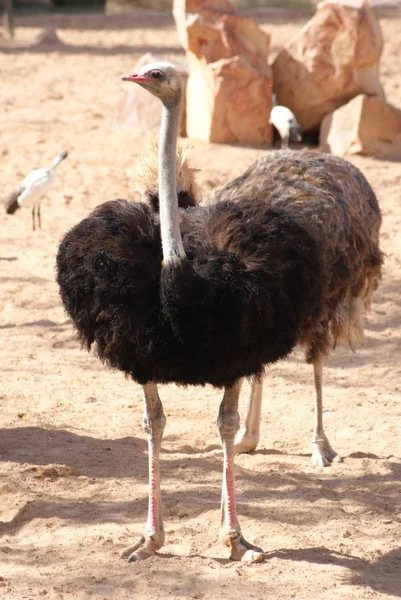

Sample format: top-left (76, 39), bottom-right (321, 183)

top-left (332, 296), bottom-right (365, 350)
top-left (127, 137), bottom-right (199, 204)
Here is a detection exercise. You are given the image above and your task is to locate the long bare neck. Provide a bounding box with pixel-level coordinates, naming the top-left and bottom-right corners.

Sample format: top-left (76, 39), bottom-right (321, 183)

top-left (159, 97), bottom-right (186, 266)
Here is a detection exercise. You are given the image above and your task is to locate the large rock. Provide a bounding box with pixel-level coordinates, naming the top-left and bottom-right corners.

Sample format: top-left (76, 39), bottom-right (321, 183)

top-left (112, 53), bottom-right (188, 138)
top-left (174, 0), bottom-right (270, 63)
top-left (173, 0), bottom-right (236, 50)
top-left (187, 56), bottom-right (272, 144)
top-left (273, 0), bottom-right (385, 132)
top-left (174, 0), bottom-right (273, 144)
top-left (320, 94), bottom-right (401, 159)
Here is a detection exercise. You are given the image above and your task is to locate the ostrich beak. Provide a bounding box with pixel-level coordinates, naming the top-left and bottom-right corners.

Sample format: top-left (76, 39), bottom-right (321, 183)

top-left (121, 73), bottom-right (154, 84)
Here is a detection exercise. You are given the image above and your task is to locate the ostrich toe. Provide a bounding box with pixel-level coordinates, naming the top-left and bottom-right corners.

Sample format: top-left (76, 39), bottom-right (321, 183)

top-left (220, 531), bottom-right (264, 563)
top-left (233, 428), bottom-right (259, 453)
top-left (121, 531), bottom-right (165, 562)
top-left (311, 435), bottom-right (342, 467)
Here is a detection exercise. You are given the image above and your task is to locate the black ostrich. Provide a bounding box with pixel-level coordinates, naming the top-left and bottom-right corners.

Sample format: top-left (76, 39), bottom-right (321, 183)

top-left (56, 61), bottom-right (382, 563)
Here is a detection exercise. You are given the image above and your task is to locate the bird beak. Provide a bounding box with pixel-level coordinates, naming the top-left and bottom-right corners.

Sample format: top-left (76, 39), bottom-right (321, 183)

top-left (121, 73), bottom-right (154, 84)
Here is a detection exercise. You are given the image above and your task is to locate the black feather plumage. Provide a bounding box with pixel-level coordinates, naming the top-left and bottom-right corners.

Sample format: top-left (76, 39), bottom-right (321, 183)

top-left (57, 193), bottom-right (322, 388)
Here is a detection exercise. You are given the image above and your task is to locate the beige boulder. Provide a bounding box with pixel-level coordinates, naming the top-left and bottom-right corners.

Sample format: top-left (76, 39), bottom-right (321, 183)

top-left (112, 53), bottom-right (188, 138)
top-left (173, 0), bottom-right (236, 50)
top-left (174, 0), bottom-right (273, 144)
top-left (273, 0), bottom-right (385, 132)
top-left (320, 94), bottom-right (401, 159)
top-left (174, 0), bottom-right (269, 65)
top-left (187, 56), bottom-right (272, 144)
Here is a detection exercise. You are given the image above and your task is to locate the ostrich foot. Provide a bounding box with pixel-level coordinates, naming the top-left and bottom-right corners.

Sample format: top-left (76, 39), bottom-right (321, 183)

top-left (209, 430), bottom-right (259, 456)
top-left (234, 428), bottom-right (259, 454)
top-left (220, 531), bottom-right (264, 564)
top-left (311, 435), bottom-right (342, 467)
top-left (121, 531), bottom-right (165, 562)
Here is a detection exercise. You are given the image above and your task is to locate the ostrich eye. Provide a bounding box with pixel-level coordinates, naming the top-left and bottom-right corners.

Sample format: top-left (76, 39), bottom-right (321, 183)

top-left (150, 70), bottom-right (163, 79)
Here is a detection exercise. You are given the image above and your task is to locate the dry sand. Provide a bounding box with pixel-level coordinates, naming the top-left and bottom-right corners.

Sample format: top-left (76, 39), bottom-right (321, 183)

top-left (0, 9), bottom-right (400, 600)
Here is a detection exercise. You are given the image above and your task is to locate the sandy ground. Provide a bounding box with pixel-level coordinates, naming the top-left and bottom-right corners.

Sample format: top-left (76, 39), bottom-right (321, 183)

top-left (0, 8), bottom-right (400, 600)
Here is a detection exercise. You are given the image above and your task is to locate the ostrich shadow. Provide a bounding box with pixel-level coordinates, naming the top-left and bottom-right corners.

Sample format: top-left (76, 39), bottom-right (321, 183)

top-left (0, 425), bottom-right (399, 577)
top-left (0, 426), bottom-right (147, 480)
top-left (263, 546), bottom-right (401, 597)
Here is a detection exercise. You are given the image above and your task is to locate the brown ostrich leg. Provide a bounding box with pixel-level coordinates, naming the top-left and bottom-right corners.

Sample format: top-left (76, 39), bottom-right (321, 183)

top-left (122, 383), bottom-right (166, 561)
top-left (311, 360), bottom-right (341, 467)
top-left (218, 380), bottom-right (263, 563)
top-left (235, 364), bottom-right (342, 467)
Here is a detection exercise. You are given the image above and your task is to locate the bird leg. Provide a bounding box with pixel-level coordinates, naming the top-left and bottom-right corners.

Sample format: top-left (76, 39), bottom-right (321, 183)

top-left (122, 382), bottom-right (166, 562)
top-left (37, 204), bottom-right (42, 230)
top-left (234, 376), bottom-right (263, 453)
top-left (32, 206), bottom-right (36, 231)
top-left (218, 380), bottom-right (263, 564)
top-left (311, 360), bottom-right (342, 467)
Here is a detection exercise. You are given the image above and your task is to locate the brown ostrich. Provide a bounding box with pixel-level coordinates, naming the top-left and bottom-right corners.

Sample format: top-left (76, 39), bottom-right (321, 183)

top-left (56, 61), bottom-right (382, 563)
top-left (208, 150), bottom-right (383, 466)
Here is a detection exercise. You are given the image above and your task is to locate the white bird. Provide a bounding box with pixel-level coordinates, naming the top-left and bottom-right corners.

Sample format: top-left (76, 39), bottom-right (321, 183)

top-left (6, 151), bottom-right (68, 230)
top-left (269, 94), bottom-right (302, 148)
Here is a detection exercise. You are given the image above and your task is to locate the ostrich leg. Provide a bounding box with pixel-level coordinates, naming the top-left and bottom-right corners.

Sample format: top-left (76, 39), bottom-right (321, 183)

top-left (311, 360), bottom-right (342, 467)
top-left (218, 380), bottom-right (264, 563)
top-left (234, 376), bottom-right (263, 453)
top-left (122, 382), bottom-right (166, 561)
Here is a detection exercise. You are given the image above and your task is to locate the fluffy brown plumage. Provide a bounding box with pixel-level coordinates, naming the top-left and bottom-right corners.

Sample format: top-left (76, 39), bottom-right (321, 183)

top-left (210, 149), bottom-right (383, 362)
top-left (137, 142), bottom-right (382, 364)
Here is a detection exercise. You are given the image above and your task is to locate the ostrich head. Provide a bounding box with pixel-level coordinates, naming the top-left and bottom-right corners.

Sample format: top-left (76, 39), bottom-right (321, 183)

top-left (121, 61), bottom-right (181, 106)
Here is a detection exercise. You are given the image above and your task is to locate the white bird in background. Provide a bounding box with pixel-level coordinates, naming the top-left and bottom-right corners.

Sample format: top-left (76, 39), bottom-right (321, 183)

top-left (5, 151), bottom-right (68, 230)
top-left (269, 94), bottom-right (302, 148)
